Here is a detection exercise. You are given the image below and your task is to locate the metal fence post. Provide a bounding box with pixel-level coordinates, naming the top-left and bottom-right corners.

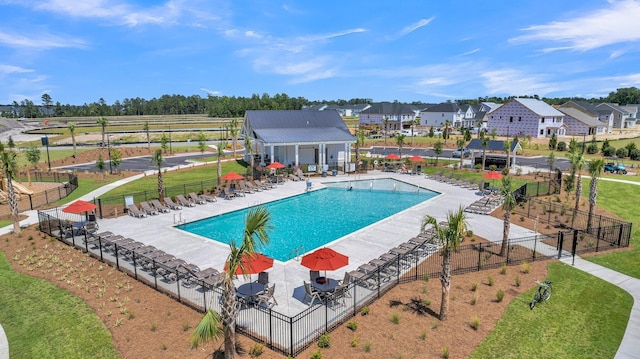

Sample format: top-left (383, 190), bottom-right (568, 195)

top-left (571, 230), bottom-right (578, 265)
top-left (477, 242), bottom-right (482, 271)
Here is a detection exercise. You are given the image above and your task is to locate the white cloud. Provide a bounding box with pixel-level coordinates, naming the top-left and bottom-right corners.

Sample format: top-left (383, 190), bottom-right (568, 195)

top-left (0, 65), bottom-right (34, 74)
top-left (200, 88), bottom-right (221, 95)
top-left (481, 69), bottom-right (560, 96)
top-left (0, 30), bottom-right (87, 49)
top-left (457, 48), bottom-right (480, 57)
top-left (398, 17), bottom-right (434, 37)
top-left (510, 0), bottom-right (640, 52)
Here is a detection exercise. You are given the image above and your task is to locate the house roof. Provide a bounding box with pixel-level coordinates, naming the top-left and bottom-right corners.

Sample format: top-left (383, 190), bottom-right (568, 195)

top-left (502, 98), bottom-right (564, 117)
top-left (598, 103), bottom-right (631, 115)
top-left (244, 110), bottom-right (354, 144)
top-left (421, 102), bottom-right (461, 113)
top-left (561, 100), bottom-right (600, 116)
top-left (360, 102), bottom-right (417, 115)
top-left (557, 107), bottom-right (604, 127)
top-left (467, 139), bottom-right (520, 152)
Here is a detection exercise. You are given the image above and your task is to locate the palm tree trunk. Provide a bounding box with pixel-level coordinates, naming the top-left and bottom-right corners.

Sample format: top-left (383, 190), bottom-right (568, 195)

top-left (440, 251), bottom-right (451, 321)
top-left (500, 212), bottom-right (510, 257)
top-left (71, 133), bottom-right (77, 157)
top-left (587, 178), bottom-right (597, 231)
top-left (146, 131), bottom-right (150, 150)
top-left (482, 149), bottom-right (486, 171)
top-left (7, 181), bottom-right (20, 235)
top-left (157, 171), bottom-right (164, 200)
top-left (221, 280), bottom-right (238, 359)
top-left (574, 173), bottom-right (582, 212)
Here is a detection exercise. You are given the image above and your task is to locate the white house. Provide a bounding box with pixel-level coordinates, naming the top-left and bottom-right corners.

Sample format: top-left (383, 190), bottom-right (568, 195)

top-left (487, 98), bottom-right (566, 138)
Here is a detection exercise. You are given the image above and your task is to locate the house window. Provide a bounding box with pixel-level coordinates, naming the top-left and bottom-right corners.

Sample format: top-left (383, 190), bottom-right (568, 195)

top-left (518, 116), bottom-right (522, 121)
top-left (509, 116), bottom-right (513, 123)
top-left (442, 113), bottom-right (444, 117)
top-left (541, 118), bottom-right (545, 123)
top-left (540, 129), bottom-right (544, 135)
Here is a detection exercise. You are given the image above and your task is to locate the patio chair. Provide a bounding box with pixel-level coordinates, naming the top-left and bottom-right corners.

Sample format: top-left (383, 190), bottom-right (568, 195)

top-left (139, 201), bottom-right (159, 215)
top-left (197, 192), bottom-right (217, 202)
top-left (303, 281), bottom-right (323, 306)
top-left (150, 199), bottom-right (171, 213)
top-left (339, 271), bottom-right (351, 286)
top-left (464, 178), bottom-right (477, 189)
top-left (176, 194), bottom-right (196, 207)
top-left (239, 181), bottom-right (255, 194)
top-left (127, 204), bottom-right (147, 218)
top-left (438, 172), bottom-right (454, 183)
top-left (256, 283), bottom-right (278, 309)
top-left (163, 197), bottom-right (182, 210)
top-left (82, 221), bottom-right (99, 235)
top-left (257, 271), bottom-right (269, 286)
top-left (220, 187), bottom-right (233, 200)
top-left (188, 192), bottom-right (207, 205)
top-left (244, 181), bottom-right (262, 192)
top-left (326, 282), bottom-right (349, 307)
top-left (310, 270), bottom-right (320, 283)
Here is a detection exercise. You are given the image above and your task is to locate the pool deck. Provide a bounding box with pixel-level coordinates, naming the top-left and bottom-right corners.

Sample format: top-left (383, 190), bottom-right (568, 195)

top-left (97, 170), bottom-right (538, 316)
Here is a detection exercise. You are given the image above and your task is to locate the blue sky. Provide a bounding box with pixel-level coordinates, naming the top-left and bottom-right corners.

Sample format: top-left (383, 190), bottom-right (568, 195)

top-left (2, 0), bottom-right (640, 105)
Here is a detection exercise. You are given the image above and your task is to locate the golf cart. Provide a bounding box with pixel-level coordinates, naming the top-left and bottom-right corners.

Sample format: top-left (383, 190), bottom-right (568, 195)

top-left (604, 158), bottom-right (627, 174)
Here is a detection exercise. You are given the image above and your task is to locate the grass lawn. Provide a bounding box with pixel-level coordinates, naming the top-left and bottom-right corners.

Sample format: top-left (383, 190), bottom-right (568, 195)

top-left (51, 177), bottom-right (124, 206)
top-left (0, 251), bottom-right (119, 359)
top-left (97, 160), bottom-right (247, 198)
top-left (470, 262), bottom-right (632, 359)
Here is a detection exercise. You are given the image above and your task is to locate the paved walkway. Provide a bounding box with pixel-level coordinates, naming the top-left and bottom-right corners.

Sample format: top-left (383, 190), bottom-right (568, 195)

top-left (1, 164), bottom-right (639, 357)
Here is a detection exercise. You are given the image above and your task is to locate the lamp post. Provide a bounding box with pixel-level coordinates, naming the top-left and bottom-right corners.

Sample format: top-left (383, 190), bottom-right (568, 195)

top-left (41, 135), bottom-right (51, 171)
top-left (168, 125), bottom-right (172, 154)
top-left (107, 133), bottom-right (112, 174)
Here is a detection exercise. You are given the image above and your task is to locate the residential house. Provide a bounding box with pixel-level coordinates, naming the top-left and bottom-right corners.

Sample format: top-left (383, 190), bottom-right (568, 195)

top-left (558, 100), bottom-right (616, 134)
top-left (419, 102), bottom-right (465, 129)
top-left (596, 103), bottom-right (633, 132)
top-left (557, 107), bottom-right (606, 136)
top-left (358, 102), bottom-right (419, 131)
top-left (241, 110), bottom-right (355, 171)
top-left (487, 98), bottom-right (566, 138)
top-left (621, 104), bottom-right (639, 127)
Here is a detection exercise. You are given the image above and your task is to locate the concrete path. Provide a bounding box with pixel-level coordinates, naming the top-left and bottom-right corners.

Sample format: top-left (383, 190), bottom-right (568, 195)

top-left (0, 324), bottom-right (7, 359)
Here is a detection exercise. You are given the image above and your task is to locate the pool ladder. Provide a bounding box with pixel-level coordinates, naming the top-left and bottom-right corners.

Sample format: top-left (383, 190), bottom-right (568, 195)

top-left (289, 246), bottom-right (305, 261)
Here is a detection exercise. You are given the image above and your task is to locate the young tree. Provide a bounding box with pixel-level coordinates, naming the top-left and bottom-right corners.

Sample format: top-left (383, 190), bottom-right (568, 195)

top-left (244, 136), bottom-right (254, 181)
top-left (422, 206), bottom-right (467, 321)
top-left (97, 117), bottom-right (109, 148)
top-left (547, 151), bottom-right (556, 173)
top-left (396, 134), bottom-right (406, 159)
top-left (428, 126), bottom-right (434, 138)
top-left (95, 154), bottom-right (106, 181)
top-left (500, 176), bottom-right (516, 257)
top-left (433, 140), bottom-right (443, 165)
top-left (443, 120), bottom-right (451, 145)
top-left (226, 118), bottom-right (240, 159)
top-left (216, 142), bottom-right (226, 187)
top-left (355, 128), bottom-right (366, 171)
top-left (110, 148), bottom-right (123, 174)
top-left (481, 134), bottom-right (489, 171)
top-left (0, 143), bottom-right (21, 235)
top-left (7, 136), bottom-right (15, 149)
top-left (151, 149), bottom-right (164, 200)
top-left (143, 121), bottom-right (151, 150)
top-left (197, 131), bottom-right (208, 154)
top-left (383, 116), bottom-right (390, 145)
top-left (548, 132), bottom-right (557, 150)
top-left (68, 122), bottom-right (77, 157)
top-left (456, 138), bottom-right (465, 169)
top-left (25, 145), bottom-right (41, 169)
top-left (569, 148), bottom-right (586, 216)
top-left (192, 206), bottom-right (273, 358)
top-left (504, 140), bottom-right (512, 170)
top-left (160, 132), bottom-right (169, 153)
top-left (587, 158), bottom-right (605, 231)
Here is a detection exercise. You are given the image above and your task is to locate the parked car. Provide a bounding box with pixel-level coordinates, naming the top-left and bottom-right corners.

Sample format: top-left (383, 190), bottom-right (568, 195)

top-left (452, 148), bottom-right (471, 158)
top-left (604, 159), bottom-right (627, 174)
top-left (401, 129), bottom-right (418, 137)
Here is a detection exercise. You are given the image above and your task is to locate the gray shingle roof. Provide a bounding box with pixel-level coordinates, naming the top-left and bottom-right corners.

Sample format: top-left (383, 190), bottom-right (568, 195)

top-left (245, 110), bottom-right (354, 144)
top-left (557, 107), bottom-right (603, 127)
top-left (421, 102), bottom-right (461, 113)
top-left (467, 139), bottom-right (520, 152)
top-left (360, 102), bottom-right (417, 115)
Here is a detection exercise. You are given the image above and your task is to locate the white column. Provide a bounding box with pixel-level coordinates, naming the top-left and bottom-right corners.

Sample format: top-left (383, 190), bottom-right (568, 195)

top-left (295, 144), bottom-right (299, 166)
top-left (259, 143), bottom-right (265, 165)
top-left (270, 145), bottom-right (274, 163)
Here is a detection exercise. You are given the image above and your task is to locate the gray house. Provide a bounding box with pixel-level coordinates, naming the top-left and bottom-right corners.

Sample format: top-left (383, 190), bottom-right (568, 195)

top-left (241, 110), bottom-right (355, 172)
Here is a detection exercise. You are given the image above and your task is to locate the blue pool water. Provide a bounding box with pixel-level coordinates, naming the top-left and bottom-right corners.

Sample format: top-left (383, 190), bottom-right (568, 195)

top-left (176, 178), bottom-right (439, 261)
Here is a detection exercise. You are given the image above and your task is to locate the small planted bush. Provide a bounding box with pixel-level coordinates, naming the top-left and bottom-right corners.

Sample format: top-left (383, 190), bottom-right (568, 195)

top-left (496, 289), bottom-right (505, 302)
top-left (249, 343), bottom-right (264, 357)
top-left (470, 315), bottom-right (480, 330)
top-left (360, 306), bottom-right (369, 316)
top-left (351, 335), bottom-right (358, 347)
top-left (390, 312), bottom-right (400, 325)
top-left (470, 292), bottom-right (478, 305)
top-left (487, 275), bottom-right (494, 287)
top-left (500, 264), bottom-right (507, 275)
top-left (521, 262), bottom-right (531, 274)
top-left (347, 321), bottom-right (358, 331)
top-left (317, 334), bottom-right (330, 348)
top-left (471, 282), bottom-right (478, 292)
top-left (515, 275), bottom-right (521, 287)
top-left (310, 349), bottom-right (322, 359)
top-left (363, 342), bottom-right (371, 353)
top-left (442, 345), bottom-right (450, 359)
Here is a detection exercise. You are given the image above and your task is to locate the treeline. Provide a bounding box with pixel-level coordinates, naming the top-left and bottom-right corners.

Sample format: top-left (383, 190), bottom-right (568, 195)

top-left (3, 87), bottom-right (640, 119)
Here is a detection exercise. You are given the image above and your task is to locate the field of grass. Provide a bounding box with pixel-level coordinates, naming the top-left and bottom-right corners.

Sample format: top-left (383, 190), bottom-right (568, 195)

top-left (470, 262), bottom-right (632, 359)
top-left (0, 251), bottom-right (119, 359)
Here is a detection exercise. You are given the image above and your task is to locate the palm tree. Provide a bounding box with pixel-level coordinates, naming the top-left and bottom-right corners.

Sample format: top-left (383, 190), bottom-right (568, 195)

top-left (456, 138), bottom-right (465, 169)
top-left (500, 176), bottom-right (516, 257)
top-left (355, 128), bottom-right (366, 171)
top-left (244, 136), bottom-right (254, 181)
top-left (68, 122), bottom-right (77, 157)
top-left (96, 117), bottom-right (109, 148)
top-left (383, 116), bottom-right (390, 145)
top-left (227, 118), bottom-right (240, 159)
top-left (569, 149), bottom-right (586, 216)
top-left (481, 135), bottom-right (489, 171)
top-left (192, 206), bottom-right (272, 358)
top-left (0, 143), bottom-right (21, 235)
top-left (216, 141), bottom-right (226, 187)
top-left (421, 206), bottom-right (467, 321)
top-left (504, 140), bottom-right (512, 170)
top-left (151, 149), bottom-right (164, 200)
top-left (396, 134), bottom-right (406, 159)
top-left (443, 119), bottom-right (451, 146)
top-left (143, 121), bottom-right (151, 150)
top-left (433, 140), bottom-right (443, 166)
top-left (587, 158), bottom-right (605, 231)
top-left (410, 118), bottom-right (420, 146)
top-left (95, 154), bottom-right (106, 181)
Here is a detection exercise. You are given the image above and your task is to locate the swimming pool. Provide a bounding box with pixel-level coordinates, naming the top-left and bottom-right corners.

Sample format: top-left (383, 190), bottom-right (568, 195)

top-left (176, 178), bottom-right (439, 261)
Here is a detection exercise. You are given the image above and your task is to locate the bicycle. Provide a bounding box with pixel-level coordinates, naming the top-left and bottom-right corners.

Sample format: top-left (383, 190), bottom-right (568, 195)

top-left (529, 279), bottom-right (552, 310)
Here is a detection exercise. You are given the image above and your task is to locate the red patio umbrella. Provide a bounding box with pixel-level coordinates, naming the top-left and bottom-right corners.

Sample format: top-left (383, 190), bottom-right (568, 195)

top-left (62, 200), bottom-right (97, 214)
top-left (482, 170), bottom-right (503, 181)
top-left (224, 253), bottom-right (274, 275)
top-left (408, 155), bottom-right (424, 162)
top-left (266, 161), bottom-right (285, 169)
top-left (301, 247), bottom-right (349, 272)
top-left (385, 153), bottom-right (400, 161)
top-left (220, 171), bottom-right (245, 181)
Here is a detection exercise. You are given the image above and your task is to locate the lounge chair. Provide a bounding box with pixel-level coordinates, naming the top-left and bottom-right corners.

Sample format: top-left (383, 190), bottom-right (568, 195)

top-left (256, 283), bottom-right (278, 308)
top-left (303, 281), bottom-right (323, 306)
top-left (140, 201), bottom-right (159, 215)
top-left (220, 187), bottom-right (233, 200)
top-left (128, 204), bottom-right (147, 218)
top-left (176, 194), bottom-right (196, 207)
top-left (244, 181), bottom-right (262, 192)
top-left (228, 183), bottom-right (245, 197)
top-left (163, 197), bottom-right (182, 210)
top-left (239, 181), bottom-right (255, 194)
top-left (197, 192), bottom-right (217, 202)
top-left (150, 199), bottom-right (171, 213)
top-left (82, 221), bottom-right (99, 235)
top-left (188, 192), bottom-right (207, 205)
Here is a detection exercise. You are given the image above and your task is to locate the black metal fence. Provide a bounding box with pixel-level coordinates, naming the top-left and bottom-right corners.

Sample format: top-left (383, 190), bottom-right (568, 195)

top-left (0, 170), bottom-right (77, 216)
top-left (37, 202), bottom-right (631, 357)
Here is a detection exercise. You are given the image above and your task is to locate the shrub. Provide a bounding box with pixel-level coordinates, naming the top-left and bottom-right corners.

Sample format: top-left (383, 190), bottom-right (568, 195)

top-left (496, 289), bottom-right (505, 302)
top-left (521, 262), bottom-right (531, 274)
top-left (471, 282), bottom-right (478, 291)
top-left (182, 322), bottom-right (191, 331)
top-left (466, 230), bottom-right (473, 237)
top-left (317, 334), bottom-right (330, 348)
top-left (360, 306), bottom-right (369, 316)
top-left (556, 141), bottom-right (567, 151)
top-left (487, 275), bottom-right (494, 286)
top-left (500, 264), bottom-right (507, 275)
top-left (347, 321), bottom-right (358, 331)
top-left (419, 331), bottom-right (427, 340)
top-left (442, 346), bottom-right (450, 359)
top-left (310, 349), bottom-right (322, 359)
top-left (249, 343), bottom-right (264, 357)
top-left (351, 336), bottom-right (358, 347)
top-left (150, 322), bottom-right (157, 332)
top-left (587, 142), bottom-right (599, 154)
top-left (363, 342), bottom-right (372, 352)
top-left (603, 146), bottom-right (616, 157)
top-left (616, 147), bottom-right (629, 158)
top-left (390, 312), bottom-right (400, 324)
top-left (470, 315), bottom-right (480, 330)
top-left (630, 149), bottom-right (640, 161)
top-left (470, 292), bottom-right (478, 305)
top-left (515, 275), bottom-right (521, 287)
